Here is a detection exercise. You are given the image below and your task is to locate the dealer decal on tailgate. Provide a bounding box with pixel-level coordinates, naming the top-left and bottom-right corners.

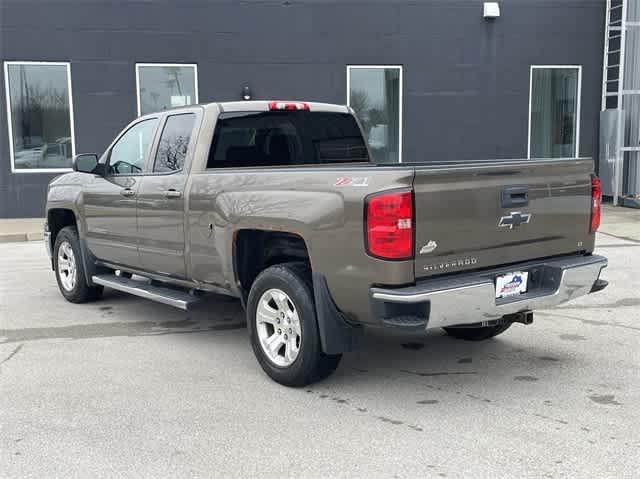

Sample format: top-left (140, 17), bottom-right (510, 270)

top-left (495, 272), bottom-right (529, 298)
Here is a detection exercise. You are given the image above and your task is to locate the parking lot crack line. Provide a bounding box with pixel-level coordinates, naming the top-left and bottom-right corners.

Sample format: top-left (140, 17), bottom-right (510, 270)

top-left (0, 343), bottom-right (23, 366)
top-left (597, 231), bottom-right (640, 245)
top-left (536, 311), bottom-right (640, 332)
top-left (400, 369), bottom-right (478, 377)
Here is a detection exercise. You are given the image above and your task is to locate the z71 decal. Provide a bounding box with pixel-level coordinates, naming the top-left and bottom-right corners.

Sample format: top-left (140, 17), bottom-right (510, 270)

top-left (334, 177), bottom-right (369, 187)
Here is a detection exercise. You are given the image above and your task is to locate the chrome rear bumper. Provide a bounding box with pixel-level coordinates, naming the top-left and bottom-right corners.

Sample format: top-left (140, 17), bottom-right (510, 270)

top-left (370, 255), bottom-right (607, 329)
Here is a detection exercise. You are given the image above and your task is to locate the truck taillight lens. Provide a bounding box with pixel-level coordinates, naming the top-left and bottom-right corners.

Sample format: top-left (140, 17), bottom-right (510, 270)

top-left (365, 190), bottom-right (414, 260)
top-left (268, 101), bottom-right (309, 111)
top-left (590, 175), bottom-right (602, 233)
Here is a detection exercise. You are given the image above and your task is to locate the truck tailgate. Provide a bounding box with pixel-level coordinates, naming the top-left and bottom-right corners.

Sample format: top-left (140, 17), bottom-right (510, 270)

top-left (412, 159), bottom-right (595, 279)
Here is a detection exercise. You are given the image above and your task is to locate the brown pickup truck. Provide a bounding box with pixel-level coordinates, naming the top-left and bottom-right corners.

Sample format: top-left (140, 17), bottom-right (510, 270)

top-left (44, 100), bottom-right (608, 386)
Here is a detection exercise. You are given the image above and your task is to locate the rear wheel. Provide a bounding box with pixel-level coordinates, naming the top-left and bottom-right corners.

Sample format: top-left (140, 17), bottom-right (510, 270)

top-left (53, 226), bottom-right (103, 303)
top-left (443, 323), bottom-right (512, 341)
top-left (247, 263), bottom-right (341, 387)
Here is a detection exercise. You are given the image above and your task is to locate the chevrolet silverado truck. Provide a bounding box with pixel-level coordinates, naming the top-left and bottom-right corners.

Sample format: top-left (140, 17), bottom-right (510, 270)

top-left (44, 100), bottom-right (608, 386)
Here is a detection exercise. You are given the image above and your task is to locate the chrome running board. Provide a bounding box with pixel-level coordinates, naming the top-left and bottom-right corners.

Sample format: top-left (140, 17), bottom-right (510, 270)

top-left (92, 274), bottom-right (201, 310)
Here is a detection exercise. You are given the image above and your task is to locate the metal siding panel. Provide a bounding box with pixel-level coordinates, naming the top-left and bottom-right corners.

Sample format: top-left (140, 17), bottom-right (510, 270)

top-left (0, 0), bottom-right (605, 217)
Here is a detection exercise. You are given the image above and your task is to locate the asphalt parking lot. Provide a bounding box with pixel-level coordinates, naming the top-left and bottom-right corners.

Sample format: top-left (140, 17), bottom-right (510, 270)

top-left (1, 235), bottom-right (639, 478)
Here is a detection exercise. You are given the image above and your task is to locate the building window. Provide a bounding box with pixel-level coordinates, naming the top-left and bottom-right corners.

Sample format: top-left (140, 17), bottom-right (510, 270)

top-left (136, 63), bottom-right (198, 116)
top-left (528, 66), bottom-right (581, 159)
top-left (3, 61), bottom-right (75, 172)
top-left (347, 65), bottom-right (402, 163)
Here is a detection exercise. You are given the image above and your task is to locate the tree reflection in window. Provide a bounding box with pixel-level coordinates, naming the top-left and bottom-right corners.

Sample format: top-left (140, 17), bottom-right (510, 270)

top-left (154, 113), bottom-right (196, 172)
top-left (5, 62), bottom-right (75, 170)
top-left (137, 64), bottom-right (197, 116)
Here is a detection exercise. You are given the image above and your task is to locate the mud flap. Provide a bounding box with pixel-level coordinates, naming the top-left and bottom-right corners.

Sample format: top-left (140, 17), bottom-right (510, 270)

top-left (78, 232), bottom-right (109, 287)
top-left (312, 273), bottom-right (363, 355)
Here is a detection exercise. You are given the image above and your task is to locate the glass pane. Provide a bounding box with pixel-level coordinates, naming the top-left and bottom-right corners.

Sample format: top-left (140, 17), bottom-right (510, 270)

top-left (349, 67), bottom-right (401, 163)
top-left (530, 68), bottom-right (579, 159)
top-left (627, 0), bottom-right (640, 22)
top-left (154, 113), bottom-right (196, 172)
top-left (623, 26), bottom-right (640, 91)
top-left (206, 111), bottom-right (368, 168)
top-left (137, 65), bottom-right (197, 115)
top-left (622, 94), bottom-right (640, 148)
top-left (6, 63), bottom-right (73, 170)
top-left (108, 119), bottom-right (158, 175)
top-left (623, 151), bottom-right (640, 201)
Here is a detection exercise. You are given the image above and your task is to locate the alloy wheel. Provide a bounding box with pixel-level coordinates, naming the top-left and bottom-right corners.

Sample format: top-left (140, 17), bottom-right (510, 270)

top-left (256, 288), bottom-right (302, 367)
top-left (57, 241), bottom-right (77, 291)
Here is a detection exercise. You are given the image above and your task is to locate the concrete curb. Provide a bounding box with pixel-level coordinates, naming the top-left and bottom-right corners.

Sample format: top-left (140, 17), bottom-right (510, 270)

top-left (0, 232), bottom-right (44, 243)
top-left (0, 218), bottom-right (45, 243)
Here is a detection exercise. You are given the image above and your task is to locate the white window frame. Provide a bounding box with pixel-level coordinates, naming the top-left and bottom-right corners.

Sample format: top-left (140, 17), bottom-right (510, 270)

top-left (527, 65), bottom-right (582, 159)
top-left (3, 61), bottom-right (76, 173)
top-left (135, 63), bottom-right (199, 117)
top-left (346, 65), bottom-right (403, 163)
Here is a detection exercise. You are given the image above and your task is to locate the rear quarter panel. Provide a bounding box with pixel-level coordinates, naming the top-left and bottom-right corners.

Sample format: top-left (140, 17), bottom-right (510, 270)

top-left (186, 166), bottom-right (415, 324)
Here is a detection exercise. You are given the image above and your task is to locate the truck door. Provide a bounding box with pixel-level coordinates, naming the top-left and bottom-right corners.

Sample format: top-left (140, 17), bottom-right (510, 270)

top-left (136, 111), bottom-right (199, 278)
top-left (83, 117), bottom-right (159, 268)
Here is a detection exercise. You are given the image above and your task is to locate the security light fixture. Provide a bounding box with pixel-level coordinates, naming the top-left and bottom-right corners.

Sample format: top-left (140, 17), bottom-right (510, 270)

top-left (483, 2), bottom-right (500, 19)
top-left (242, 86), bottom-right (251, 101)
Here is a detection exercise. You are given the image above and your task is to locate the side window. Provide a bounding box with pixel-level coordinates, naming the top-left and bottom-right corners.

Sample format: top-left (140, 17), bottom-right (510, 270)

top-left (153, 113), bottom-right (196, 173)
top-left (108, 118), bottom-right (158, 175)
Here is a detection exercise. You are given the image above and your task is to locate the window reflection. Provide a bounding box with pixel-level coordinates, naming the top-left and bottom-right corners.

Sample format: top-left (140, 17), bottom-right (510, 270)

top-left (348, 66), bottom-right (401, 163)
top-left (137, 64), bottom-right (198, 116)
top-left (529, 67), bottom-right (580, 159)
top-left (108, 119), bottom-right (158, 175)
top-left (5, 63), bottom-right (74, 170)
top-left (154, 113), bottom-right (196, 172)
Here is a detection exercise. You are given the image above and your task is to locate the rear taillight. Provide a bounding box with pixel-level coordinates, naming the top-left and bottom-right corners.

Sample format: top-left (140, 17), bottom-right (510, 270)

top-left (365, 190), bottom-right (414, 260)
top-left (590, 175), bottom-right (602, 233)
top-left (268, 101), bottom-right (309, 111)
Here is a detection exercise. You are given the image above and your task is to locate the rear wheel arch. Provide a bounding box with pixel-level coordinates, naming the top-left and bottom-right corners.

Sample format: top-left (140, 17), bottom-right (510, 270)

top-left (233, 229), bottom-right (312, 300)
top-left (234, 229), bottom-right (362, 357)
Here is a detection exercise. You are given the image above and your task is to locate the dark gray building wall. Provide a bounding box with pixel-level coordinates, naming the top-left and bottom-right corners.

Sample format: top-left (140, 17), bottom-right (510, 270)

top-left (0, 0), bottom-right (605, 218)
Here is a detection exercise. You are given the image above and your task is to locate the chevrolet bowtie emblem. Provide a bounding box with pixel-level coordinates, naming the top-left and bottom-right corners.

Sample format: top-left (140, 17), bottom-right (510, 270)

top-left (498, 211), bottom-right (532, 229)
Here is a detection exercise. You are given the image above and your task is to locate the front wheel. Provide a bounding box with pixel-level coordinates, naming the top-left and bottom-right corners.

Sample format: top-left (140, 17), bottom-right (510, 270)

top-left (443, 323), bottom-right (512, 341)
top-left (53, 226), bottom-right (103, 303)
top-left (247, 263), bottom-right (341, 387)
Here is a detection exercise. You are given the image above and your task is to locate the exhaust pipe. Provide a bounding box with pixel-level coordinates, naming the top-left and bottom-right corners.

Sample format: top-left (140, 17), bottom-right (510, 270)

top-left (503, 311), bottom-right (534, 325)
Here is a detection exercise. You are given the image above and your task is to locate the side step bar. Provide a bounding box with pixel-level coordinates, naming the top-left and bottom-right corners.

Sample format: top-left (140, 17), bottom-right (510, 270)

top-left (92, 274), bottom-right (201, 310)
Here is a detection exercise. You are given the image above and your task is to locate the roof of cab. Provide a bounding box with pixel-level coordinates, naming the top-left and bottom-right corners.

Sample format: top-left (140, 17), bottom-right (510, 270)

top-left (216, 100), bottom-right (350, 114)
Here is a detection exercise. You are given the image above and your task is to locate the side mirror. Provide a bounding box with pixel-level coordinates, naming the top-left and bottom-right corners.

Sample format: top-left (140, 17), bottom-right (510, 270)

top-left (72, 154), bottom-right (99, 174)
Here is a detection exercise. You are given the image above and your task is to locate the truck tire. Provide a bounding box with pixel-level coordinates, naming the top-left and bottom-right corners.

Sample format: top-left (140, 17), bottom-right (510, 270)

top-left (247, 263), bottom-right (342, 387)
top-left (443, 323), bottom-right (512, 341)
top-left (53, 226), bottom-right (103, 303)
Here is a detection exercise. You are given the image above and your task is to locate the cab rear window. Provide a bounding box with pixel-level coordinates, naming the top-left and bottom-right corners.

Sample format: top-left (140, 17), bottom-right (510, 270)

top-left (206, 111), bottom-right (369, 168)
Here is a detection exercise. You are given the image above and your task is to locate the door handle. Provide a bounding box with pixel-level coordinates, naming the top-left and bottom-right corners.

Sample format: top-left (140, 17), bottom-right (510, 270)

top-left (501, 185), bottom-right (529, 208)
top-left (121, 188), bottom-right (136, 198)
top-left (164, 189), bottom-right (182, 199)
